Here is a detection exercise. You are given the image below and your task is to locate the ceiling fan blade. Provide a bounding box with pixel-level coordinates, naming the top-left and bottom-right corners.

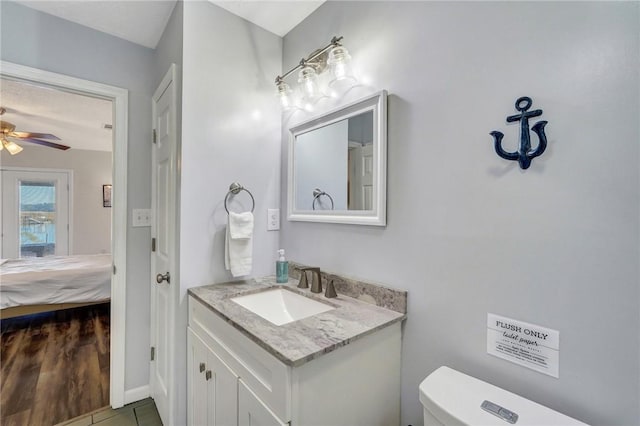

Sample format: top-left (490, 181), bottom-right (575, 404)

top-left (16, 137), bottom-right (70, 150)
top-left (9, 131), bottom-right (61, 140)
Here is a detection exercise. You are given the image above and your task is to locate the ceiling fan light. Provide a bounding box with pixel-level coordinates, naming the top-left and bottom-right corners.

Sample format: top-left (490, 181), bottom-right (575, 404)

top-left (3, 139), bottom-right (23, 155)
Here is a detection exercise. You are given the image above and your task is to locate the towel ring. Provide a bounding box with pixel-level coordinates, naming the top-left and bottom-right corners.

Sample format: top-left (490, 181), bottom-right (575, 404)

top-left (224, 182), bottom-right (255, 214)
top-left (312, 188), bottom-right (334, 210)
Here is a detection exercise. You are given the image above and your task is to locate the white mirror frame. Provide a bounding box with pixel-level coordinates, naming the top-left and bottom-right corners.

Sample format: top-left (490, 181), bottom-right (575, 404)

top-left (287, 90), bottom-right (387, 226)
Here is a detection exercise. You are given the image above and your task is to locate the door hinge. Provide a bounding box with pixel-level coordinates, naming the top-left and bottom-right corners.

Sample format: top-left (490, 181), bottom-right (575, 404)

top-left (151, 237), bottom-right (156, 252)
top-left (113, 264), bottom-right (116, 275)
top-left (151, 346), bottom-right (155, 361)
top-left (152, 129), bottom-right (157, 144)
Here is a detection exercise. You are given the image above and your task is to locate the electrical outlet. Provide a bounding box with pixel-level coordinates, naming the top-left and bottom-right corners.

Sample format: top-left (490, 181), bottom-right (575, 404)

top-left (132, 209), bottom-right (152, 227)
top-left (267, 208), bottom-right (280, 231)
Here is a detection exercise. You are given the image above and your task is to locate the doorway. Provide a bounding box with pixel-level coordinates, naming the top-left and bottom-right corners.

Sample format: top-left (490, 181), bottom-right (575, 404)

top-left (0, 61), bottom-right (128, 410)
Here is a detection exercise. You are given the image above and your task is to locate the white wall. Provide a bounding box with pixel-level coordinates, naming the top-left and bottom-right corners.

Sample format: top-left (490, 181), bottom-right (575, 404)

top-left (179, 1), bottom-right (282, 422)
top-left (1, 145), bottom-right (112, 255)
top-left (0, 1), bottom-right (155, 393)
top-left (281, 2), bottom-right (639, 425)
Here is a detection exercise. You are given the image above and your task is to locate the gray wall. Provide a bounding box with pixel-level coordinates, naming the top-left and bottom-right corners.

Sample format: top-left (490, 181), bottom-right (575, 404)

top-left (1, 145), bottom-right (112, 255)
top-left (281, 2), bottom-right (639, 425)
top-left (180, 1), bottom-right (282, 288)
top-left (154, 1), bottom-right (183, 90)
top-left (0, 1), bottom-right (155, 392)
top-left (178, 2), bottom-right (281, 423)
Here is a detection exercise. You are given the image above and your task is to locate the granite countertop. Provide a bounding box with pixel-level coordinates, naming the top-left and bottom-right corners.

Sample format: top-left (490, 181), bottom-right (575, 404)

top-left (188, 276), bottom-right (406, 367)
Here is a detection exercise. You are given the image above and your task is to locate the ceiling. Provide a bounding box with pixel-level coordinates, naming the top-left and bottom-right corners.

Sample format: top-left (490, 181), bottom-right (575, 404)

top-left (14, 1), bottom-right (325, 47)
top-left (211, 1), bottom-right (324, 37)
top-left (1, 78), bottom-right (113, 152)
top-left (13, 1), bottom-right (177, 49)
top-left (3, 1), bottom-right (324, 153)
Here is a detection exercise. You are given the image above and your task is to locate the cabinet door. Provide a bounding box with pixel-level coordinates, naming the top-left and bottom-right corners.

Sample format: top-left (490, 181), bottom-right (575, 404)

top-left (238, 379), bottom-right (287, 426)
top-left (208, 347), bottom-right (239, 426)
top-left (188, 328), bottom-right (210, 426)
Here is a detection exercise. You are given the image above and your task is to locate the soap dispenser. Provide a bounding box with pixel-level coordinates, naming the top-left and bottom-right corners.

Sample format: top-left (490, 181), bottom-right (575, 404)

top-left (276, 249), bottom-right (289, 283)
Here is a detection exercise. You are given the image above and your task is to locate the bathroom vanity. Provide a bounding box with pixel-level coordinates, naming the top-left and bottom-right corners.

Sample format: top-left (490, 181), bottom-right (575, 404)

top-left (187, 275), bottom-right (406, 426)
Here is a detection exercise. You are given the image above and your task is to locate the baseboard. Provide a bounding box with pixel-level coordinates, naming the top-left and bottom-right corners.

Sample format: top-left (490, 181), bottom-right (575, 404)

top-left (123, 385), bottom-right (150, 405)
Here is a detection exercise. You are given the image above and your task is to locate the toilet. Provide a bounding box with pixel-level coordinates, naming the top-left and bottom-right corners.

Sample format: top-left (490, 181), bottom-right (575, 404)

top-left (419, 366), bottom-right (588, 425)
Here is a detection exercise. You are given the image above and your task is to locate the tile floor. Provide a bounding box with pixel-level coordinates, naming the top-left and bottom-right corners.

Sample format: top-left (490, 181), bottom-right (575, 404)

top-left (56, 398), bottom-right (162, 426)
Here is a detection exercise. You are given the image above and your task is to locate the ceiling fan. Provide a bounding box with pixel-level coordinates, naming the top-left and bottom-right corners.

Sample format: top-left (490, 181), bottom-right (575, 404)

top-left (0, 107), bottom-right (70, 155)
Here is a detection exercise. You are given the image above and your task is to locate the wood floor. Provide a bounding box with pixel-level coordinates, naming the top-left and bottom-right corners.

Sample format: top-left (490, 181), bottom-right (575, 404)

top-left (1, 303), bottom-right (110, 426)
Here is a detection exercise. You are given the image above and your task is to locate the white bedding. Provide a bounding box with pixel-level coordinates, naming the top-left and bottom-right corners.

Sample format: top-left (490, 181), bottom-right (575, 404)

top-left (0, 254), bottom-right (111, 309)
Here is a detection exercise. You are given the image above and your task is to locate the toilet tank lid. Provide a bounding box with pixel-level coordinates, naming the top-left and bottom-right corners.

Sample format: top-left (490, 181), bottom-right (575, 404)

top-left (419, 366), bottom-right (589, 426)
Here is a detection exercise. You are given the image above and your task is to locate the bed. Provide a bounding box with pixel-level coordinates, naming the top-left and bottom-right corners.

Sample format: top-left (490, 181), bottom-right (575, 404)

top-left (0, 254), bottom-right (112, 319)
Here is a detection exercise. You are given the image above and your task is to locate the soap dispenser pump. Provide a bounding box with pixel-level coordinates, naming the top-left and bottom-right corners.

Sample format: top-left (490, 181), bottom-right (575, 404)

top-left (276, 249), bottom-right (288, 283)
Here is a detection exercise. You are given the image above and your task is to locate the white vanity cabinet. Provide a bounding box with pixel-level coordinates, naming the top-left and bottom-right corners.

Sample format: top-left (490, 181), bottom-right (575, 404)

top-left (187, 329), bottom-right (240, 426)
top-left (188, 327), bottom-right (284, 426)
top-left (238, 379), bottom-right (286, 426)
top-left (188, 294), bottom-right (402, 426)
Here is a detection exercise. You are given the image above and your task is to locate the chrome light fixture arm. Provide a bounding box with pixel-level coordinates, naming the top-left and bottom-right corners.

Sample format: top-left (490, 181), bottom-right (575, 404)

top-left (275, 36), bottom-right (343, 85)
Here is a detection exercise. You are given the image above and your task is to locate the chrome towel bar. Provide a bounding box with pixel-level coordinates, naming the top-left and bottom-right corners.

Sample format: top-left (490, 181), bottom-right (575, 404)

top-left (224, 182), bottom-right (255, 214)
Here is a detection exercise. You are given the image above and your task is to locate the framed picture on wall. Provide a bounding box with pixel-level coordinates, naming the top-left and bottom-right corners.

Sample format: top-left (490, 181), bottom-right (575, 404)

top-left (103, 184), bottom-right (112, 208)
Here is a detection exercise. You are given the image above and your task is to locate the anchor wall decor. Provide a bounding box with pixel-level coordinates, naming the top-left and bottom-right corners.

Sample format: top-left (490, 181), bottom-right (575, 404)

top-left (490, 96), bottom-right (548, 170)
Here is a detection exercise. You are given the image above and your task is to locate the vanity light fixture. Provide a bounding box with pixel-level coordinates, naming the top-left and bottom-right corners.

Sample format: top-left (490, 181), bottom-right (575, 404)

top-left (275, 36), bottom-right (355, 109)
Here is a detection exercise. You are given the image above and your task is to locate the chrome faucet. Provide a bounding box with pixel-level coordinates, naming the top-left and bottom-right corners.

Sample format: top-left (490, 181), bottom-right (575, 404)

top-left (297, 268), bottom-right (310, 289)
top-left (324, 279), bottom-right (337, 298)
top-left (297, 267), bottom-right (323, 293)
top-left (308, 267), bottom-right (322, 293)
top-left (298, 267), bottom-right (336, 298)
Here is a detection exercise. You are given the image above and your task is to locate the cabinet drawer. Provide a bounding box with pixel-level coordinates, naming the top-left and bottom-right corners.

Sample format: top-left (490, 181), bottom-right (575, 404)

top-left (189, 296), bottom-right (291, 422)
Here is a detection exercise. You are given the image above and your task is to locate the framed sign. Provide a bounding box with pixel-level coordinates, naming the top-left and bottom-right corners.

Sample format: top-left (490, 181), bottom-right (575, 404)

top-left (487, 313), bottom-right (559, 378)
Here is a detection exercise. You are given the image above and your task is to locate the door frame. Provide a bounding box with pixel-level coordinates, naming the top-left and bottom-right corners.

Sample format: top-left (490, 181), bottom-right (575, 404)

top-left (0, 61), bottom-right (129, 407)
top-left (150, 63), bottom-right (178, 425)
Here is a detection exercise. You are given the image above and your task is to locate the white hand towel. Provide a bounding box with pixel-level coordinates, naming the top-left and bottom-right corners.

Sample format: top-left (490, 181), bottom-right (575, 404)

top-left (225, 211), bottom-right (254, 277)
top-left (228, 211), bottom-right (254, 239)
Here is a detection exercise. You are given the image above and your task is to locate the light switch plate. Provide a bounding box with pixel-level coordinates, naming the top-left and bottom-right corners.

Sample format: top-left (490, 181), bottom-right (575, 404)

top-left (132, 209), bottom-right (152, 227)
top-left (267, 209), bottom-right (280, 231)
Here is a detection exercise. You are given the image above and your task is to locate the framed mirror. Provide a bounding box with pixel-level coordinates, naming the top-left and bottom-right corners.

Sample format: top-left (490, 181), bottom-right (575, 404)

top-left (287, 90), bottom-right (387, 226)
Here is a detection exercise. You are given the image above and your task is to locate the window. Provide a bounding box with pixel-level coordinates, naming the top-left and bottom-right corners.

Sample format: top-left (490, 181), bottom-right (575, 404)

top-left (1, 169), bottom-right (70, 258)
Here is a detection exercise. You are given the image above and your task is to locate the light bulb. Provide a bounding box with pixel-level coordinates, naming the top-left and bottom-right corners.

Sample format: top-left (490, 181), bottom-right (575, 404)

top-left (298, 65), bottom-right (320, 101)
top-left (3, 138), bottom-right (23, 155)
top-left (327, 45), bottom-right (353, 82)
top-left (276, 80), bottom-right (293, 109)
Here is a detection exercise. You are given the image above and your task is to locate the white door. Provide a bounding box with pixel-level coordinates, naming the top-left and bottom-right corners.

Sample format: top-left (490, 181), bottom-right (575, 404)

top-left (1, 168), bottom-right (70, 258)
top-left (360, 144), bottom-right (374, 210)
top-left (348, 144), bottom-right (374, 210)
top-left (150, 65), bottom-right (178, 425)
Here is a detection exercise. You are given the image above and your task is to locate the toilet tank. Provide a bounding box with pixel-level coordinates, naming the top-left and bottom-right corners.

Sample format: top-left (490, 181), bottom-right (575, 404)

top-left (419, 366), bottom-right (588, 426)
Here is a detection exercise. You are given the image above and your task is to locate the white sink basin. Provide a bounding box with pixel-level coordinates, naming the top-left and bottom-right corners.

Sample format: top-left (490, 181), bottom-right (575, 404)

top-left (231, 288), bottom-right (334, 326)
